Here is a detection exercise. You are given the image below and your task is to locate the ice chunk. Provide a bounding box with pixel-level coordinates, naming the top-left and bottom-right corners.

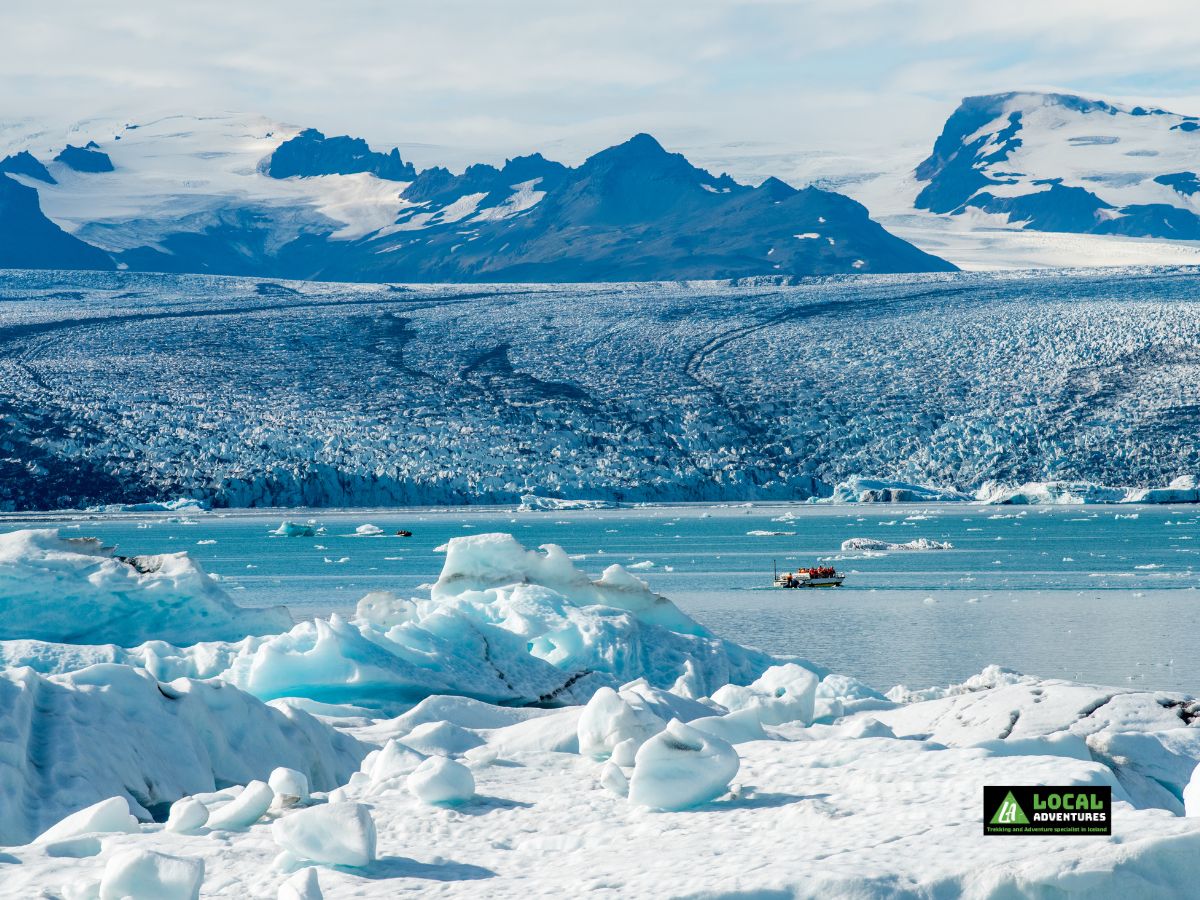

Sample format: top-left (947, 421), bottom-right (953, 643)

top-left (711, 663), bottom-right (819, 726)
top-left (272, 521), bottom-right (320, 537)
top-left (400, 720), bottom-right (485, 757)
top-left (367, 738), bottom-right (427, 784)
top-left (206, 779), bottom-right (274, 830)
top-left (99, 849), bottom-right (204, 900)
top-left (273, 802), bottom-right (377, 867)
top-left (1185, 764), bottom-right (1200, 817)
top-left (819, 477), bottom-right (970, 503)
top-left (687, 708), bottom-right (768, 744)
top-left (165, 797), bottom-right (209, 833)
top-left (406, 756), bottom-right (476, 805)
top-left (628, 719), bottom-right (740, 811)
top-left (577, 686), bottom-right (665, 760)
top-left (0, 528), bottom-right (290, 644)
top-left (36, 796), bottom-right (138, 843)
top-left (269, 768), bottom-right (310, 807)
top-left (600, 760), bottom-right (629, 797)
top-left (355, 523), bottom-right (384, 536)
top-left (840, 537), bottom-right (953, 551)
top-left (354, 590), bottom-right (416, 627)
top-left (279, 867), bottom-right (323, 900)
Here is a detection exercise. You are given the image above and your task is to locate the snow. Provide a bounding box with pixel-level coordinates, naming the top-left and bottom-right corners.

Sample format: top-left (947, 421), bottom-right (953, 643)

top-left (36, 797), bottom-right (139, 844)
top-left (841, 537), bottom-right (953, 551)
top-left (577, 686), bottom-right (666, 761)
top-left (627, 719), bottom-right (740, 811)
top-left (11, 529), bottom-right (1200, 894)
top-left (98, 848), bottom-right (204, 900)
top-left (272, 802), bottom-right (377, 867)
top-left (405, 757), bottom-right (475, 806)
top-left (711, 663), bottom-right (818, 726)
top-left (0, 528), bottom-right (291, 645)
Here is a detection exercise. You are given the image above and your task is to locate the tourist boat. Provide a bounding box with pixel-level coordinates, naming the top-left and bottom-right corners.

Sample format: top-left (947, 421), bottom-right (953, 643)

top-left (773, 562), bottom-right (845, 588)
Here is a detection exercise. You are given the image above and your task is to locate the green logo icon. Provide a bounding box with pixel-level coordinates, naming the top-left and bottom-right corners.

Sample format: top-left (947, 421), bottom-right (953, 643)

top-left (990, 791), bottom-right (1030, 825)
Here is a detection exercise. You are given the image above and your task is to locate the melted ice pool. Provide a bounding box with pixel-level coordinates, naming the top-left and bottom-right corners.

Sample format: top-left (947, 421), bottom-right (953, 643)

top-left (4, 503), bottom-right (1197, 694)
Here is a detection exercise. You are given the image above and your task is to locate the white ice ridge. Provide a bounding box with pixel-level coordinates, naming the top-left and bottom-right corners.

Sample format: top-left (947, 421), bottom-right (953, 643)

top-left (0, 531), bottom-right (775, 709)
top-left (841, 537), bottom-right (953, 551)
top-left (0, 528), bottom-right (291, 645)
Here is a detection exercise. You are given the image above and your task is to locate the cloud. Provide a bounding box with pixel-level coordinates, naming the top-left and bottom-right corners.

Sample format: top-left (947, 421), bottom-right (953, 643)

top-left (1, 0), bottom-right (1197, 173)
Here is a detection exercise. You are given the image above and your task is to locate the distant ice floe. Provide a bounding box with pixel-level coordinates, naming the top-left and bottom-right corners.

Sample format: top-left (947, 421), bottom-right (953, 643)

top-left (90, 497), bottom-right (210, 513)
top-left (271, 520), bottom-right (324, 537)
top-left (841, 537), bottom-right (954, 551)
top-left (518, 494), bottom-right (618, 511)
top-left (816, 477), bottom-right (971, 504)
top-left (977, 475), bottom-right (1200, 505)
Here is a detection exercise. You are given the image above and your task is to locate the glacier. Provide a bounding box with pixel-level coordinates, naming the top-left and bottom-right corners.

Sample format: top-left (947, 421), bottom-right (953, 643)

top-left (7, 267), bottom-right (1200, 511)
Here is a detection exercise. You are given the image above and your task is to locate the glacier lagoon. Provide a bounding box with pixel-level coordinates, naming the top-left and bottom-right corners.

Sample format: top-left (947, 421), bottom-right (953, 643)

top-left (6, 501), bottom-right (1196, 694)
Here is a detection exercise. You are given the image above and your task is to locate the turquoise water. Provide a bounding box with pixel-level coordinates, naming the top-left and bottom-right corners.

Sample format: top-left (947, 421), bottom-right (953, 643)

top-left (4, 503), bottom-right (1198, 694)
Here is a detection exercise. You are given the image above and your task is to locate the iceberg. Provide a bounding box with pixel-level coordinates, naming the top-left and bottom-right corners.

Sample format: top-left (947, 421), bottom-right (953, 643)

top-left (841, 537), bottom-right (953, 551)
top-left (976, 476), bottom-right (1200, 505)
top-left (0, 528), bottom-right (291, 645)
top-left (818, 477), bottom-right (971, 503)
top-left (519, 495), bottom-right (618, 511)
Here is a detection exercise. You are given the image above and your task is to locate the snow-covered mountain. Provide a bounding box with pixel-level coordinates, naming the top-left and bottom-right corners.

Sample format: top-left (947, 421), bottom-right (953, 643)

top-left (0, 114), bottom-right (952, 280)
top-left (915, 92), bottom-right (1200, 240)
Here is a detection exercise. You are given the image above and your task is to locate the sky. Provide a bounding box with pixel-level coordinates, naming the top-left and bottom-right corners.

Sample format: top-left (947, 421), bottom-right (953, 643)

top-left (3, 0), bottom-right (1200, 178)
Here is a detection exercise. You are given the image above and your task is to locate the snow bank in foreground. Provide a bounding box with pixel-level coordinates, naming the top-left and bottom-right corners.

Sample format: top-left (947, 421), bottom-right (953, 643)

top-left (841, 537), bottom-right (953, 551)
top-left (518, 494), bottom-right (618, 511)
top-left (817, 477), bottom-right (971, 503)
top-left (0, 664), bottom-right (365, 845)
top-left (0, 529), bottom-right (291, 645)
top-left (977, 475), bottom-right (1200, 505)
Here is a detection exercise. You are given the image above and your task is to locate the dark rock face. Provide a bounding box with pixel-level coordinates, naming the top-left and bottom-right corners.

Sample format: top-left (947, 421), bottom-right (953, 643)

top-left (0, 151), bottom-right (56, 184)
top-left (54, 143), bottom-right (115, 173)
top-left (265, 128), bottom-right (417, 180)
top-left (0, 175), bottom-right (114, 270)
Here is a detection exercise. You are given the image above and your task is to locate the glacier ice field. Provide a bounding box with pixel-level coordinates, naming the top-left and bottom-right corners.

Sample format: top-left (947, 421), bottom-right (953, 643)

top-left (5, 266), bottom-right (1200, 510)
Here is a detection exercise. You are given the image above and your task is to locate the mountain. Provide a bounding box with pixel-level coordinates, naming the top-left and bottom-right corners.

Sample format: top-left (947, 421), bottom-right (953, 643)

top-left (0, 174), bottom-right (114, 271)
top-left (0, 114), bottom-right (952, 279)
top-left (915, 92), bottom-right (1200, 240)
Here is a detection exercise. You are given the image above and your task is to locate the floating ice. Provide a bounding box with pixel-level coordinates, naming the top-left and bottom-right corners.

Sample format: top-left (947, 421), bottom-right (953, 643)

top-left (272, 521), bottom-right (321, 537)
top-left (0, 528), bottom-right (290, 645)
top-left (819, 477), bottom-right (970, 503)
top-left (406, 756), bottom-right (475, 806)
top-left (272, 802), bottom-right (377, 867)
top-left (841, 537), bottom-right (953, 551)
top-left (519, 495), bottom-right (617, 511)
top-left (628, 719), bottom-right (740, 811)
top-left (99, 848), bottom-right (204, 900)
top-left (354, 524), bottom-right (383, 536)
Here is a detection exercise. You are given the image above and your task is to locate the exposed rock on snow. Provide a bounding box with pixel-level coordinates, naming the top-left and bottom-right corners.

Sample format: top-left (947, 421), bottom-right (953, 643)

top-left (406, 757), bottom-right (475, 806)
top-left (628, 719), bottom-right (740, 811)
top-left (0, 528), bottom-right (290, 645)
top-left (840, 537), bottom-right (953, 551)
top-left (272, 802), bottom-right (377, 867)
